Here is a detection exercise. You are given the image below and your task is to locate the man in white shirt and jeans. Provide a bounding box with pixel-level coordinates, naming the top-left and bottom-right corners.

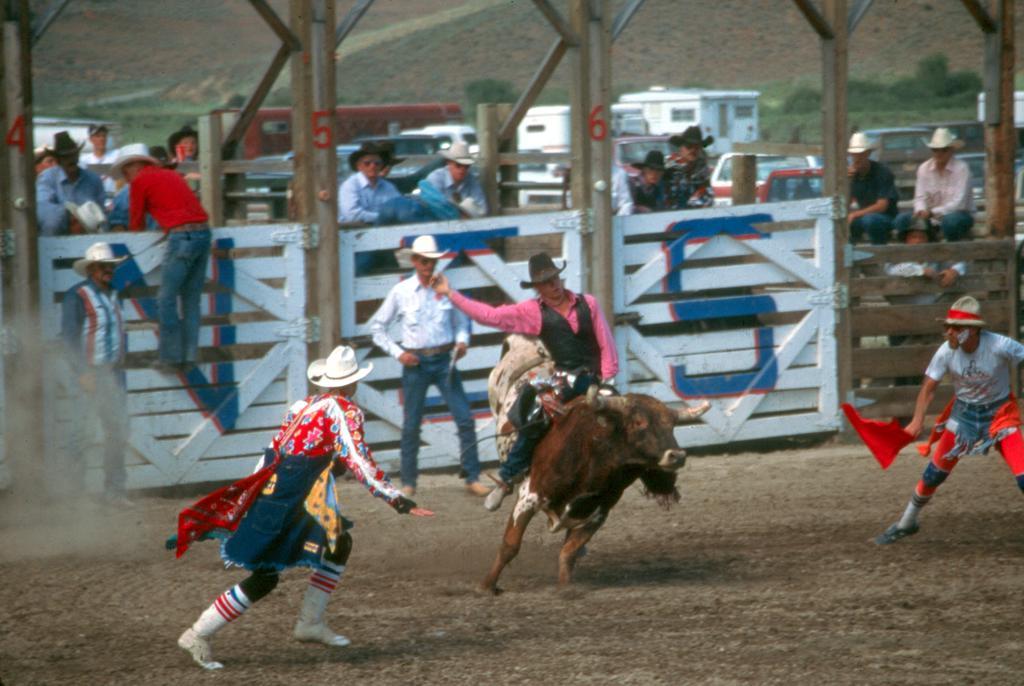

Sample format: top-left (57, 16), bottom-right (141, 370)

top-left (893, 127), bottom-right (975, 243)
top-left (876, 296), bottom-right (1024, 544)
top-left (369, 235), bottom-right (489, 498)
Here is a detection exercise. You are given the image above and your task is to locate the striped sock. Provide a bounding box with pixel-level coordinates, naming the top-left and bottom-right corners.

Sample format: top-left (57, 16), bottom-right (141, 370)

top-left (898, 492), bottom-right (931, 530)
top-left (308, 562), bottom-right (345, 596)
top-left (193, 585), bottom-right (252, 638)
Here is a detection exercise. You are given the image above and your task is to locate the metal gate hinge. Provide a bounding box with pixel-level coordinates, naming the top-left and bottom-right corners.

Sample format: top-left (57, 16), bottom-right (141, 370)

top-left (552, 209), bottom-right (591, 235)
top-left (806, 195), bottom-right (846, 221)
top-left (271, 223), bottom-right (319, 249)
top-left (808, 282), bottom-right (848, 309)
top-left (276, 316), bottom-right (321, 343)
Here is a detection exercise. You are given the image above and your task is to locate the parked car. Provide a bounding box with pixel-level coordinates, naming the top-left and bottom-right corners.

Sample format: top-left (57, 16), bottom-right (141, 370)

top-left (614, 135), bottom-right (675, 177)
top-left (243, 144), bottom-right (359, 220)
top-left (400, 124), bottom-right (478, 154)
top-left (710, 153), bottom-right (818, 206)
top-left (758, 167), bottom-right (824, 203)
top-left (916, 120), bottom-right (985, 154)
top-left (517, 150), bottom-right (566, 208)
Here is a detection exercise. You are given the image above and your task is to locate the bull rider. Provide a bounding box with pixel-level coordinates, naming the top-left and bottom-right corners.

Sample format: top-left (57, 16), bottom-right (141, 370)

top-left (175, 345), bottom-right (433, 670)
top-left (875, 296), bottom-right (1024, 544)
top-left (431, 252), bottom-right (618, 511)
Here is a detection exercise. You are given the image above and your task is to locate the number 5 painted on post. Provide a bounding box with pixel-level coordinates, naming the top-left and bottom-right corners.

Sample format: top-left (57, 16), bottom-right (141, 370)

top-left (312, 110), bottom-right (332, 149)
top-left (588, 105), bottom-right (607, 141)
top-left (5, 115), bottom-right (26, 153)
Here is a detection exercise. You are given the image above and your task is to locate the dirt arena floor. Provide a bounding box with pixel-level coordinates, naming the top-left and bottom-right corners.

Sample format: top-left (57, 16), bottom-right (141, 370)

top-left (2, 442), bottom-right (1024, 686)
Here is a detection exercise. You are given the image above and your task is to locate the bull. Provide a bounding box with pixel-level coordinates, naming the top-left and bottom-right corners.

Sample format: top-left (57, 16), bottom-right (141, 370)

top-left (481, 384), bottom-right (709, 593)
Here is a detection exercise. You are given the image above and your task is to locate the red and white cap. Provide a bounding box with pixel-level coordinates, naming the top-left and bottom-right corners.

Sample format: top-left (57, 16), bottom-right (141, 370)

top-left (938, 296), bottom-right (986, 327)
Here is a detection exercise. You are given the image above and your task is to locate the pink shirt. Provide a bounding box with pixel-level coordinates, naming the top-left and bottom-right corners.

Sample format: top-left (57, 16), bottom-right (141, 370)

top-left (913, 156), bottom-right (974, 216)
top-left (449, 289), bottom-right (619, 379)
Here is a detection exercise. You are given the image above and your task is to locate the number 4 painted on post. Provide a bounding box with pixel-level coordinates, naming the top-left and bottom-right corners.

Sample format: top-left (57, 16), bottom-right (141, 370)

top-left (5, 115), bottom-right (26, 153)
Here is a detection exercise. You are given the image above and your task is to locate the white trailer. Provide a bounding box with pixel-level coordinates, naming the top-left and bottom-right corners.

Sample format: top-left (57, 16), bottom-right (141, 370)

top-left (617, 88), bottom-right (760, 156)
top-left (33, 116), bottom-right (120, 154)
top-left (976, 91), bottom-right (1024, 125)
top-left (516, 105), bottom-right (571, 153)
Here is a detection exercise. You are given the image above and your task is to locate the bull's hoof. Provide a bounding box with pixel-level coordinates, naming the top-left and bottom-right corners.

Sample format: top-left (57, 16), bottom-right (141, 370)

top-left (477, 584), bottom-right (503, 596)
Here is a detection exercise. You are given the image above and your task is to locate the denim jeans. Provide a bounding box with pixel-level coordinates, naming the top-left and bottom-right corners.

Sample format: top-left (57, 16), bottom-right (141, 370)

top-left (69, 365), bottom-right (127, 495)
top-left (893, 211), bottom-right (974, 242)
top-left (399, 351), bottom-right (481, 487)
top-left (849, 212), bottom-right (894, 245)
top-left (158, 229), bottom-right (211, 364)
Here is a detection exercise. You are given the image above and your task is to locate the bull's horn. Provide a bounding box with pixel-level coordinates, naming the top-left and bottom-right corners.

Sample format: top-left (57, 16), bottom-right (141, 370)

top-left (592, 393), bottom-right (630, 412)
top-left (676, 400), bottom-right (711, 422)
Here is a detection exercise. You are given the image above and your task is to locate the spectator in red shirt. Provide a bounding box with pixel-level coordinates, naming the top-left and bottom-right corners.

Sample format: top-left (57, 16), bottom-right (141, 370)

top-left (112, 143), bottom-right (211, 374)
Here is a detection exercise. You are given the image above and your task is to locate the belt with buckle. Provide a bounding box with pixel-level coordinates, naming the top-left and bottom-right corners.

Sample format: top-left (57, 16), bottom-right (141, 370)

top-left (407, 343), bottom-right (454, 356)
top-left (168, 222), bottom-right (210, 233)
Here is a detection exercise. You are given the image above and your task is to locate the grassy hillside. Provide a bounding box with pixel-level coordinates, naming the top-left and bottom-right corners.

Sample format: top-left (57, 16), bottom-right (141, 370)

top-left (31, 0), bottom-right (1024, 147)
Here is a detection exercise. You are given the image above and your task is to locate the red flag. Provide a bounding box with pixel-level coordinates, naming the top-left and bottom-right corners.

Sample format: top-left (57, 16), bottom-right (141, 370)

top-left (841, 403), bottom-right (914, 469)
top-left (175, 455), bottom-right (279, 558)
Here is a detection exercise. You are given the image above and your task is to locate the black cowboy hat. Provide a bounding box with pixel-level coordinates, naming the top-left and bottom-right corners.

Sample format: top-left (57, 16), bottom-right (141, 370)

top-left (147, 145), bottom-right (178, 169)
top-left (897, 214), bottom-right (938, 242)
top-left (167, 124), bottom-right (199, 153)
top-left (375, 141), bottom-right (405, 168)
top-left (519, 252), bottom-right (566, 289)
top-left (669, 125), bottom-right (714, 149)
top-left (634, 149), bottom-right (666, 171)
top-left (348, 141), bottom-right (387, 171)
top-left (52, 131), bottom-right (84, 158)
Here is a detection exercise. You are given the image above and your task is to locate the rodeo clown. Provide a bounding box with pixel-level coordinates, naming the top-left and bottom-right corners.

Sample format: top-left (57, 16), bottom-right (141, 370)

top-left (876, 296), bottom-right (1024, 544)
top-left (175, 345), bottom-right (433, 670)
top-left (431, 252), bottom-right (618, 511)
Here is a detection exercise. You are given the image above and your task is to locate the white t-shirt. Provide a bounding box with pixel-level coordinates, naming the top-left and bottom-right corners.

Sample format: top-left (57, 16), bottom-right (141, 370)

top-left (924, 331), bottom-right (1024, 404)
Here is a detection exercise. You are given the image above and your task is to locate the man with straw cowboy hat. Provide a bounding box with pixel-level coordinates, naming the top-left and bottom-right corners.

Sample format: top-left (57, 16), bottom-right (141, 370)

top-left (111, 142), bottom-right (212, 374)
top-left (847, 131), bottom-right (900, 245)
top-left (369, 235), bottom-right (489, 498)
top-left (61, 242), bottom-right (130, 504)
top-left (893, 127), bottom-right (975, 243)
top-left (175, 344), bottom-right (433, 670)
top-left (874, 296), bottom-right (1024, 544)
top-left (425, 141), bottom-right (488, 218)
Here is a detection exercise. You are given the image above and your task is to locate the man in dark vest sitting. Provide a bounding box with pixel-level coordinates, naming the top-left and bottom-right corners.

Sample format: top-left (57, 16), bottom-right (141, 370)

top-left (430, 253), bottom-right (619, 510)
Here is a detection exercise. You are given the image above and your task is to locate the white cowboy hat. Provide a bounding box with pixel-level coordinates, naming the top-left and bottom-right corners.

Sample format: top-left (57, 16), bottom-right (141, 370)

top-left (110, 142), bottom-right (160, 178)
top-left (309, 345), bottom-right (373, 388)
top-left (396, 234), bottom-right (445, 263)
top-left (440, 141), bottom-right (475, 165)
top-left (72, 241), bottom-right (128, 276)
top-left (924, 127), bottom-right (964, 150)
top-left (937, 295), bottom-right (986, 327)
top-left (64, 200), bottom-right (107, 233)
top-left (847, 132), bottom-right (875, 154)
top-left (458, 197), bottom-right (485, 219)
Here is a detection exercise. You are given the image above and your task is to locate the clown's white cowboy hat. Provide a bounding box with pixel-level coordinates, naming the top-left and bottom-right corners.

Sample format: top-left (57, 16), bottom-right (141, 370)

top-left (937, 295), bottom-right (986, 327)
top-left (73, 241), bottom-right (128, 276)
top-left (64, 200), bottom-right (108, 233)
top-left (396, 234), bottom-right (445, 263)
top-left (924, 127), bottom-right (964, 150)
top-left (847, 132), bottom-right (875, 154)
top-left (308, 345), bottom-right (373, 388)
top-left (110, 142), bottom-right (159, 178)
top-left (440, 141), bottom-right (475, 165)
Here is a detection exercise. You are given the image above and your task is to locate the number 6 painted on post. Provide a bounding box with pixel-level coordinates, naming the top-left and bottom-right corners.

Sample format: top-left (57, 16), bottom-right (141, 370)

top-left (588, 105), bottom-right (607, 141)
top-left (312, 110), bottom-right (332, 149)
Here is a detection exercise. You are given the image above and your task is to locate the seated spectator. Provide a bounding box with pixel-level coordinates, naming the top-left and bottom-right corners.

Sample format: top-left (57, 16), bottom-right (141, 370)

top-left (34, 146), bottom-right (57, 175)
top-left (424, 141), bottom-right (488, 218)
top-left (338, 142), bottom-right (401, 224)
top-left (893, 127), bottom-right (974, 243)
top-left (847, 132), bottom-right (899, 244)
top-left (885, 217), bottom-right (964, 297)
top-left (36, 131), bottom-right (107, 236)
top-left (80, 123), bottom-right (119, 203)
top-left (628, 150), bottom-right (670, 213)
top-left (666, 126), bottom-right (715, 209)
top-left (167, 124), bottom-right (199, 163)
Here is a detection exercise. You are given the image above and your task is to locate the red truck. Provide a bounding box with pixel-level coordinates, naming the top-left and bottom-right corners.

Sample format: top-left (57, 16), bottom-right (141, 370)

top-left (240, 103), bottom-right (463, 158)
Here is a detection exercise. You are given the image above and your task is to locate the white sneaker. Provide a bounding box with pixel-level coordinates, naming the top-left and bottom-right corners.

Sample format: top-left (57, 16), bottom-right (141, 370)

top-left (178, 628), bottom-right (224, 670)
top-left (294, 621), bottom-right (351, 647)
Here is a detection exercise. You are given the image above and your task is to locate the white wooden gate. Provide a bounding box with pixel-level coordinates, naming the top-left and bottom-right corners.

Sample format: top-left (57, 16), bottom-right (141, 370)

top-left (38, 224), bottom-right (310, 490)
top-left (613, 198), bottom-right (842, 446)
top-left (339, 211), bottom-right (584, 472)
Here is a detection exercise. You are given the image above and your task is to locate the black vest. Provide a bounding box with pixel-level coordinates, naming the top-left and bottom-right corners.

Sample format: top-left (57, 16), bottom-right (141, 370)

top-left (538, 294), bottom-right (602, 375)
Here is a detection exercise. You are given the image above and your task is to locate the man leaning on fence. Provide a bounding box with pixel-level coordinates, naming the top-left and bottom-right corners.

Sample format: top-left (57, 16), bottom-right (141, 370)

top-left (424, 141), bottom-right (488, 219)
top-left (60, 242), bottom-right (131, 506)
top-left (112, 144), bottom-right (212, 375)
top-left (36, 131), bottom-right (107, 236)
top-left (338, 142), bottom-right (401, 225)
top-left (369, 235), bottom-right (489, 498)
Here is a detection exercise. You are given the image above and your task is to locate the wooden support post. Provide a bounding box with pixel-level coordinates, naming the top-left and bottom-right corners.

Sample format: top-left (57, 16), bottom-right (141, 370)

top-left (731, 154), bottom-right (757, 205)
top-left (477, 103), bottom-right (500, 214)
top-left (568, 0), bottom-right (593, 283)
top-left (311, 0), bottom-right (339, 356)
top-left (290, 0), bottom-right (316, 365)
top-left (495, 102), bottom-right (517, 212)
top-left (983, 0), bottom-right (1014, 238)
top-left (198, 113), bottom-right (224, 226)
top-left (586, 0), bottom-right (613, 320)
top-left (821, 0), bottom-right (851, 410)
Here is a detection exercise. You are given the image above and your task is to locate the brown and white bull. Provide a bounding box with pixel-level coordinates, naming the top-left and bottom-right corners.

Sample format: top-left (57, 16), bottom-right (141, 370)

top-left (481, 387), bottom-right (709, 593)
